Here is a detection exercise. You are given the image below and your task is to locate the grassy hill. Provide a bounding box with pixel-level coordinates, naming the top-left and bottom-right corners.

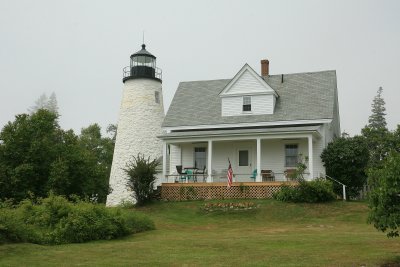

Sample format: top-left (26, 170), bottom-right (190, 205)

top-left (1, 200), bottom-right (399, 266)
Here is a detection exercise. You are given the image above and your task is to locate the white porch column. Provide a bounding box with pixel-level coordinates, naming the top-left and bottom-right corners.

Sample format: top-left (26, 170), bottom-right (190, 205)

top-left (256, 138), bottom-right (261, 182)
top-left (308, 135), bottom-right (314, 180)
top-left (207, 140), bottom-right (213, 183)
top-left (162, 141), bottom-right (167, 182)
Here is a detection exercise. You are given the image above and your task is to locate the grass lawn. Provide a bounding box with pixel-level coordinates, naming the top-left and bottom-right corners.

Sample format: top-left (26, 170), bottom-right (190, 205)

top-left (0, 200), bottom-right (399, 266)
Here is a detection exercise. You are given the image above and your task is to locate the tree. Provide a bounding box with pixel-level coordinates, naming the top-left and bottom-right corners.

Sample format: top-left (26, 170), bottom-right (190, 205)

top-left (77, 124), bottom-right (114, 202)
top-left (0, 110), bottom-right (61, 200)
top-left (29, 92), bottom-right (59, 114)
top-left (368, 86), bottom-right (387, 130)
top-left (124, 154), bottom-right (160, 206)
top-left (106, 124), bottom-right (117, 143)
top-left (0, 111), bottom-right (114, 203)
top-left (321, 136), bottom-right (370, 198)
top-left (28, 93), bottom-right (48, 113)
top-left (362, 86), bottom-right (390, 167)
top-left (46, 92), bottom-right (59, 114)
top-left (368, 152), bottom-right (400, 237)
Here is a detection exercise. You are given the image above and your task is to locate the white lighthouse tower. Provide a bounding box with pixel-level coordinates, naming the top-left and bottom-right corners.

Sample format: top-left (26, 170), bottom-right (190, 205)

top-left (106, 44), bottom-right (164, 206)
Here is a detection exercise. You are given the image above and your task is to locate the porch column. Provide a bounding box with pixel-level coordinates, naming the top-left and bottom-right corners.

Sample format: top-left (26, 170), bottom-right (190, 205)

top-left (256, 138), bottom-right (261, 182)
top-left (162, 141), bottom-right (167, 182)
top-left (308, 135), bottom-right (314, 180)
top-left (207, 140), bottom-right (213, 182)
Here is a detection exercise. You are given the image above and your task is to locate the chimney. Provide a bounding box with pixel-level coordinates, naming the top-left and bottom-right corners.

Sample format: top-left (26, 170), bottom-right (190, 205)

top-left (261, 59), bottom-right (269, 76)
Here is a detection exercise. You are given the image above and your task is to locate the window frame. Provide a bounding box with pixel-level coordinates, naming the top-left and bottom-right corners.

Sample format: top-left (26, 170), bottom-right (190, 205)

top-left (193, 147), bottom-right (207, 169)
top-left (284, 144), bottom-right (299, 167)
top-left (238, 150), bottom-right (249, 166)
top-left (155, 91), bottom-right (160, 104)
top-left (242, 96), bottom-right (251, 112)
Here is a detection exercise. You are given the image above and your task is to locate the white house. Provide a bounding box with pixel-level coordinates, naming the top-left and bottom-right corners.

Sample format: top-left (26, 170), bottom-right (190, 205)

top-left (159, 60), bottom-right (340, 183)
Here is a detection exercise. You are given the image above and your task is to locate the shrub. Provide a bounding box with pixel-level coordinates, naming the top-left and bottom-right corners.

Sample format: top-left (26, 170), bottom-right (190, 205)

top-left (0, 194), bottom-right (154, 244)
top-left (124, 153), bottom-right (160, 206)
top-left (321, 136), bottom-right (370, 198)
top-left (274, 178), bottom-right (336, 203)
top-left (368, 152), bottom-right (400, 238)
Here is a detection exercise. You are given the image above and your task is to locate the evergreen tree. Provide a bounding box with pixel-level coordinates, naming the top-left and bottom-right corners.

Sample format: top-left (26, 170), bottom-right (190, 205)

top-left (368, 86), bottom-right (387, 130)
top-left (29, 92), bottom-right (59, 114)
top-left (29, 93), bottom-right (48, 113)
top-left (46, 92), bottom-right (59, 114)
top-left (362, 86), bottom-right (390, 167)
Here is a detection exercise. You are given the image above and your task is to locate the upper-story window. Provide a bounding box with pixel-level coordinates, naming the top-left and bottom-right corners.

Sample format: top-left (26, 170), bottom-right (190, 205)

top-left (155, 91), bottom-right (160, 104)
top-left (243, 96), bottom-right (251, 112)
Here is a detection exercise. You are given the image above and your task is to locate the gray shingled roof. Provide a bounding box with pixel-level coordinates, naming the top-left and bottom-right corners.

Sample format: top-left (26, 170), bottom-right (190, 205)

top-left (162, 70), bottom-right (337, 128)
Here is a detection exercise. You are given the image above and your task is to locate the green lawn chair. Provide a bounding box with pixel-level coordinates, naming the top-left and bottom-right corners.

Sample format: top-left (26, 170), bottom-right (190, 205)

top-left (250, 169), bottom-right (257, 181)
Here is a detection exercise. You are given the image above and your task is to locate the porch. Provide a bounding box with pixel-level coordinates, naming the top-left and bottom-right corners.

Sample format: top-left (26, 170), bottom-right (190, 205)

top-left (160, 126), bottom-right (325, 184)
top-left (160, 182), bottom-right (295, 201)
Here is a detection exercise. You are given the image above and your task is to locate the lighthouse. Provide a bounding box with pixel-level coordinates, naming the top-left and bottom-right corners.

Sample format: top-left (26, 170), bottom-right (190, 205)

top-left (106, 44), bottom-right (164, 206)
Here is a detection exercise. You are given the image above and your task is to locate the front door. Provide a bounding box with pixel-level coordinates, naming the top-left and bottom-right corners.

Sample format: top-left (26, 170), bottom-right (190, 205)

top-left (236, 147), bottom-right (253, 176)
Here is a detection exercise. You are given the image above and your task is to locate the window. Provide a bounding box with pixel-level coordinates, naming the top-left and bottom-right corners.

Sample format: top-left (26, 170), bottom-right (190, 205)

top-left (194, 147), bottom-right (206, 169)
top-left (243, 96), bottom-right (251, 111)
top-left (239, 150), bottom-right (249, 166)
top-left (155, 91), bottom-right (160, 104)
top-left (285, 144), bottom-right (298, 167)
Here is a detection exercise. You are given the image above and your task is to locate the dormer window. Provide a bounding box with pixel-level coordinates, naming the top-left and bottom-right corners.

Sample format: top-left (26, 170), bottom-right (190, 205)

top-left (219, 64), bottom-right (278, 117)
top-left (243, 96), bottom-right (251, 112)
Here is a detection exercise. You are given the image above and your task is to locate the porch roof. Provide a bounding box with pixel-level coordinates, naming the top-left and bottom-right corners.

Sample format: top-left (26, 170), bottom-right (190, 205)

top-left (158, 125), bottom-right (321, 140)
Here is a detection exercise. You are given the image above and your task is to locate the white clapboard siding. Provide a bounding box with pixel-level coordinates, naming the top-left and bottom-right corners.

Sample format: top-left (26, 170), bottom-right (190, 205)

top-left (181, 143), bottom-right (194, 168)
top-left (169, 144), bottom-right (181, 174)
top-left (312, 136), bottom-right (326, 178)
top-left (221, 94), bottom-right (274, 116)
top-left (225, 69), bottom-right (269, 95)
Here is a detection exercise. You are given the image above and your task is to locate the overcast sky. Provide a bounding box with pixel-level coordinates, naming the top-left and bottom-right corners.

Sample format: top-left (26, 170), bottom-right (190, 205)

top-left (1, 0), bottom-right (399, 136)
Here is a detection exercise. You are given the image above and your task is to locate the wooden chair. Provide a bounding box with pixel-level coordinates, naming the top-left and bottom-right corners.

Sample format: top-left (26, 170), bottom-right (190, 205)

top-left (261, 170), bottom-right (275, 181)
top-left (284, 169), bottom-right (296, 181)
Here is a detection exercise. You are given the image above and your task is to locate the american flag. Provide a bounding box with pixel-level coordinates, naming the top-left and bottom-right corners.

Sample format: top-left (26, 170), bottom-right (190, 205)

top-left (227, 159), bottom-right (233, 188)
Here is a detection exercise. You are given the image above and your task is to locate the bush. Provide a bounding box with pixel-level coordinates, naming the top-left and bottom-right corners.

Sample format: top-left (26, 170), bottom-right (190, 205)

top-left (321, 136), bottom-right (370, 198)
top-left (124, 153), bottom-right (160, 206)
top-left (0, 194), bottom-right (154, 245)
top-left (274, 178), bottom-right (336, 203)
top-left (368, 152), bottom-right (400, 238)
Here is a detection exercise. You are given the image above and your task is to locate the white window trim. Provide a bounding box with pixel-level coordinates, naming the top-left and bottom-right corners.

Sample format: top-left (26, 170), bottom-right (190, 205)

top-left (284, 143), bottom-right (299, 168)
top-left (242, 96), bottom-right (252, 112)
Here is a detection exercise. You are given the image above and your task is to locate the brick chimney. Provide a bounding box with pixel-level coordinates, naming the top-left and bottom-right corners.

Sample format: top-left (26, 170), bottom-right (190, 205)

top-left (261, 59), bottom-right (269, 76)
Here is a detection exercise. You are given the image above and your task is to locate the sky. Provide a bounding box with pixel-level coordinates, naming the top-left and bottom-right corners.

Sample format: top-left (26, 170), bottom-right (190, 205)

top-left (0, 0), bottom-right (399, 136)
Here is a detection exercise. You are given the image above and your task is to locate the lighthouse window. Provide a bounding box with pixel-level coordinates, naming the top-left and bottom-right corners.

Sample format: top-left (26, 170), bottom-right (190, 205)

top-left (155, 91), bottom-right (160, 104)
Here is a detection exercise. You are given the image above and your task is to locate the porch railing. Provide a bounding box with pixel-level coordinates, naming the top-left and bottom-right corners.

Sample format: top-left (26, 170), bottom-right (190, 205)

top-left (164, 171), bottom-right (309, 183)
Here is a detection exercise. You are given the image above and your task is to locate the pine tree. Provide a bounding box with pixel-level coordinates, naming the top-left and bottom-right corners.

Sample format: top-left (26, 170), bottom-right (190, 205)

top-left (362, 86), bottom-right (390, 167)
top-left (29, 92), bottom-right (59, 114)
top-left (368, 86), bottom-right (387, 130)
top-left (46, 92), bottom-right (59, 114)
top-left (29, 93), bottom-right (48, 113)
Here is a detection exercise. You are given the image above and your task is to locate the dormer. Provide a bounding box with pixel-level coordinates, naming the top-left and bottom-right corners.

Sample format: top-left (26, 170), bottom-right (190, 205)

top-left (219, 63), bottom-right (278, 117)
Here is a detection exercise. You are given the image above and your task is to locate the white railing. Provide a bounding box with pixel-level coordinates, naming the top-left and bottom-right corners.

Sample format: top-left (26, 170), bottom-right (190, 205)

top-left (324, 174), bottom-right (347, 201)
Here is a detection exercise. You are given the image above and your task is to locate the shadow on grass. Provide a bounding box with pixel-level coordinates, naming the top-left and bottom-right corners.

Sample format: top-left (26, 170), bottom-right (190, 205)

top-left (381, 255), bottom-right (400, 267)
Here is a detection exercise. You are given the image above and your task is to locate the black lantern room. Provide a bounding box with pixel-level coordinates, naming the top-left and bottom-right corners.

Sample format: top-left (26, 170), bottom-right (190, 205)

top-left (123, 44), bottom-right (162, 83)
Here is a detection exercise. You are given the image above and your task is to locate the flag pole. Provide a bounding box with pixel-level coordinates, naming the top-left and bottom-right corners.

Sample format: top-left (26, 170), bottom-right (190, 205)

top-left (227, 158), bottom-right (233, 188)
